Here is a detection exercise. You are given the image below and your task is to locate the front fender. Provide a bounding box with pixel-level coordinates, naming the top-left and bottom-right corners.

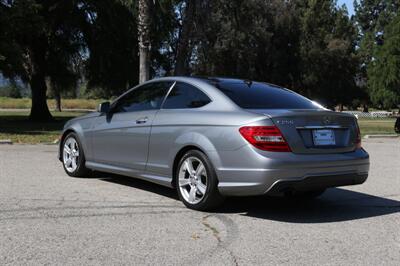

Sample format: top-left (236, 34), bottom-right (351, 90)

top-left (58, 122), bottom-right (92, 162)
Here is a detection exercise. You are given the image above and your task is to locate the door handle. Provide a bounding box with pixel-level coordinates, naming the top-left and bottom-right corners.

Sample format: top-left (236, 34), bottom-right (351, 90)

top-left (136, 117), bottom-right (148, 124)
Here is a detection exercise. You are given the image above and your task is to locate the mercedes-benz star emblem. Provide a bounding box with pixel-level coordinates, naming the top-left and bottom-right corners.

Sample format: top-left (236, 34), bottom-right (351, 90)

top-left (323, 116), bottom-right (331, 125)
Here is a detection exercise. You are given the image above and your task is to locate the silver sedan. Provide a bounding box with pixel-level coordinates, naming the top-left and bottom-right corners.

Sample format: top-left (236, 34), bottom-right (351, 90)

top-left (59, 77), bottom-right (370, 210)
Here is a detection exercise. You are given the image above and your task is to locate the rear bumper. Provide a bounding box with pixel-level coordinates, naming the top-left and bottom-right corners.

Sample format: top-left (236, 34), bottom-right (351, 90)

top-left (265, 173), bottom-right (368, 196)
top-left (214, 146), bottom-right (370, 196)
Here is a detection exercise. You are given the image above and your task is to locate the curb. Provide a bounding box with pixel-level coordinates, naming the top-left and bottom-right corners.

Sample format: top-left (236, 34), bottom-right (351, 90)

top-left (364, 134), bottom-right (399, 139)
top-left (0, 139), bottom-right (13, 144)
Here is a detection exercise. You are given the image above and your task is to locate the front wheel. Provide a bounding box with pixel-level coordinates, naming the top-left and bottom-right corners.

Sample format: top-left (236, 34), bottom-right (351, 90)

top-left (62, 132), bottom-right (90, 177)
top-left (176, 150), bottom-right (224, 211)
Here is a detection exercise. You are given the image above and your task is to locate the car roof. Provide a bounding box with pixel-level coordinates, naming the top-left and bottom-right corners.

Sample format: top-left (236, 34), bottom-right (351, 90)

top-left (179, 76), bottom-right (287, 89)
top-left (192, 76), bottom-right (246, 84)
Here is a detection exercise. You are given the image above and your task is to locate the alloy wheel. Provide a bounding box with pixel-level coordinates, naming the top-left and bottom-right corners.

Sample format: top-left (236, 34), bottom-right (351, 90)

top-left (178, 156), bottom-right (208, 204)
top-left (63, 137), bottom-right (80, 173)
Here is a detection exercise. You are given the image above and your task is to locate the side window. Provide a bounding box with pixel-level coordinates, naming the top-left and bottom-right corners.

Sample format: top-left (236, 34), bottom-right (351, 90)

top-left (162, 82), bottom-right (211, 109)
top-left (114, 82), bottom-right (172, 113)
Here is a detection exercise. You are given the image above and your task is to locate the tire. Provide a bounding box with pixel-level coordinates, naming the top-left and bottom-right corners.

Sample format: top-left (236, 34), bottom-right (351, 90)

top-left (285, 189), bottom-right (326, 200)
top-left (61, 132), bottom-right (90, 177)
top-left (175, 150), bottom-right (224, 211)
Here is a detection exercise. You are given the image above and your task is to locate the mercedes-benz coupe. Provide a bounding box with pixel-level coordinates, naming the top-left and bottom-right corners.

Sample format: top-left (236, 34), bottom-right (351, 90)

top-left (59, 77), bottom-right (369, 210)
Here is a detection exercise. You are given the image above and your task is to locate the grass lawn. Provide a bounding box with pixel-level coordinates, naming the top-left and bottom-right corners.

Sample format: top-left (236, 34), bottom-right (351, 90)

top-left (0, 111), bottom-right (87, 144)
top-left (358, 118), bottom-right (397, 136)
top-left (0, 111), bottom-right (397, 144)
top-left (0, 97), bottom-right (103, 110)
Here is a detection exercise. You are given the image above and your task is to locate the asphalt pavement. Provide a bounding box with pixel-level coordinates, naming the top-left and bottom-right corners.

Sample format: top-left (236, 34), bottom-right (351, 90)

top-left (0, 139), bottom-right (399, 265)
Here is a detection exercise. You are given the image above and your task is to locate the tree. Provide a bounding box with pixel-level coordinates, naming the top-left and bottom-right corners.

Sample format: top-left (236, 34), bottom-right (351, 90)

top-left (174, 0), bottom-right (198, 75)
top-left (182, 0), bottom-right (358, 108)
top-left (192, 0), bottom-right (301, 87)
top-left (138, 0), bottom-right (152, 83)
top-left (81, 0), bottom-right (140, 97)
top-left (354, 0), bottom-right (400, 107)
top-left (367, 13), bottom-right (400, 109)
top-left (297, 0), bottom-right (359, 108)
top-left (0, 0), bottom-right (84, 121)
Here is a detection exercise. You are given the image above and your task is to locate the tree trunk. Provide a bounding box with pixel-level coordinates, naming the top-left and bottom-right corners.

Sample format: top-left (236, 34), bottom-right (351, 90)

top-left (174, 0), bottom-right (196, 75)
top-left (55, 90), bottom-right (62, 112)
top-left (138, 0), bottom-right (151, 83)
top-left (29, 72), bottom-right (53, 121)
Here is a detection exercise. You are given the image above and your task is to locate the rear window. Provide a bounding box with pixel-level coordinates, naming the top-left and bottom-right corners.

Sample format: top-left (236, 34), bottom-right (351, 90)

top-left (163, 82), bottom-right (211, 109)
top-left (214, 81), bottom-right (320, 109)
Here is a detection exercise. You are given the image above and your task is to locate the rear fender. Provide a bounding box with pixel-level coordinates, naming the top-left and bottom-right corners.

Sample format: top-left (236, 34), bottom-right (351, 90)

top-left (169, 132), bottom-right (222, 173)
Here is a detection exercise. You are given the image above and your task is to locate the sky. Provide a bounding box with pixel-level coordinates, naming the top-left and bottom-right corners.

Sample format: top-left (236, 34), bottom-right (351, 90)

top-left (338, 0), bottom-right (355, 16)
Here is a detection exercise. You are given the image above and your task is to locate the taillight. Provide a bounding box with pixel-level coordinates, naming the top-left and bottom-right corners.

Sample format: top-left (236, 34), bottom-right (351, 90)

top-left (355, 123), bottom-right (361, 149)
top-left (239, 126), bottom-right (291, 152)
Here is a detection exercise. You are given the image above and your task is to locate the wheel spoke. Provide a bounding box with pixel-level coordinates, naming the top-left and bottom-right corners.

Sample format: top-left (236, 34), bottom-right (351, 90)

top-left (71, 158), bottom-right (77, 170)
top-left (188, 186), bottom-right (197, 202)
top-left (74, 149), bottom-right (79, 157)
top-left (64, 146), bottom-right (71, 154)
top-left (197, 182), bottom-right (206, 195)
top-left (184, 159), bottom-right (195, 174)
top-left (195, 163), bottom-right (205, 177)
top-left (179, 178), bottom-right (191, 187)
top-left (66, 158), bottom-right (72, 167)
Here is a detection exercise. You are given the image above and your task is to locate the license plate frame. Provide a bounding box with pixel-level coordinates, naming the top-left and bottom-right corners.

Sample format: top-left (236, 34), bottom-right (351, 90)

top-left (312, 129), bottom-right (336, 146)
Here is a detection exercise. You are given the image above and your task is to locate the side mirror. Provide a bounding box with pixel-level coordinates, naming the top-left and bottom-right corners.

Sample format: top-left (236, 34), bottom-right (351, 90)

top-left (97, 102), bottom-right (110, 113)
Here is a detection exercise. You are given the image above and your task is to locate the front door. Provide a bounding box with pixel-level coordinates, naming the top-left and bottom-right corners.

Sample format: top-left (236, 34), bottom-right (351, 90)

top-left (91, 81), bottom-right (174, 170)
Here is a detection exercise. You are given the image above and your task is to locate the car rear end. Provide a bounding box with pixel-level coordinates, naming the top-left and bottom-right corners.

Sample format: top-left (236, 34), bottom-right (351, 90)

top-left (208, 80), bottom-right (369, 196)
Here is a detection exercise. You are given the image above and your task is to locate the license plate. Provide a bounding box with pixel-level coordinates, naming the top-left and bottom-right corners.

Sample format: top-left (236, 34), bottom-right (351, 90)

top-left (312, 129), bottom-right (335, 146)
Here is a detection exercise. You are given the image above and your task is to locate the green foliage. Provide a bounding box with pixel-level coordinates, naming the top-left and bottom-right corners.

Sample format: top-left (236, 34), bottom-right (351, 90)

top-left (0, 85), bottom-right (22, 98)
top-left (184, 0), bottom-right (358, 107)
top-left (297, 0), bottom-right (359, 107)
top-left (354, 0), bottom-right (400, 108)
top-left (0, 0), bottom-right (88, 120)
top-left (367, 14), bottom-right (400, 109)
top-left (0, 0), bottom-right (399, 114)
top-left (81, 0), bottom-right (139, 97)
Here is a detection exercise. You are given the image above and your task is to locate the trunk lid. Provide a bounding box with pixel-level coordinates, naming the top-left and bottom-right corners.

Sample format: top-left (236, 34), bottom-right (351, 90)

top-left (247, 109), bottom-right (359, 154)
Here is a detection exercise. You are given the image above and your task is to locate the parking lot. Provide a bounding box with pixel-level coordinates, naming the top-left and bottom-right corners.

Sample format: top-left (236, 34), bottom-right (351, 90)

top-left (0, 139), bottom-right (399, 265)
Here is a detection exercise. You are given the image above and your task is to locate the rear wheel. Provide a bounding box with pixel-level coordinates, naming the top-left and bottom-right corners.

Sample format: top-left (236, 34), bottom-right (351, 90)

top-left (62, 132), bottom-right (90, 177)
top-left (176, 150), bottom-right (224, 211)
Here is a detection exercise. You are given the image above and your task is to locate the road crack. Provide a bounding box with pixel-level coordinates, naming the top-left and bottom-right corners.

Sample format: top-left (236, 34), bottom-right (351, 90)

top-left (202, 214), bottom-right (240, 266)
top-left (202, 215), bottom-right (221, 242)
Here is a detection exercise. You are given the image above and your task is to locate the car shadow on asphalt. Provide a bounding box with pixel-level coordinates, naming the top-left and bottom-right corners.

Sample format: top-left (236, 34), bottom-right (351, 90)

top-left (98, 173), bottom-right (400, 223)
top-left (98, 173), bottom-right (179, 200)
top-left (218, 189), bottom-right (400, 223)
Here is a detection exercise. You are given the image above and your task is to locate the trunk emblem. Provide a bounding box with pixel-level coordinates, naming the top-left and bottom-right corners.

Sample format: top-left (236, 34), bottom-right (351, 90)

top-left (323, 116), bottom-right (332, 125)
top-left (276, 119), bottom-right (294, 125)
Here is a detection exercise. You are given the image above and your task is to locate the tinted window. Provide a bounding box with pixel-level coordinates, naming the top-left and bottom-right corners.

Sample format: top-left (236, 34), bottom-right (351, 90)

top-left (214, 81), bottom-right (320, 109)
top-left (163, 82), bottom-right (211, 109)
top-left (115, 82), bottom-right (172, 112)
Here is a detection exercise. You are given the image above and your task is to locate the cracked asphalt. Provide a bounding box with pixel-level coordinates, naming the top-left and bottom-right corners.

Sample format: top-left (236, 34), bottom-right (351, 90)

top-left (0, 139), bottom-right (399, 265)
